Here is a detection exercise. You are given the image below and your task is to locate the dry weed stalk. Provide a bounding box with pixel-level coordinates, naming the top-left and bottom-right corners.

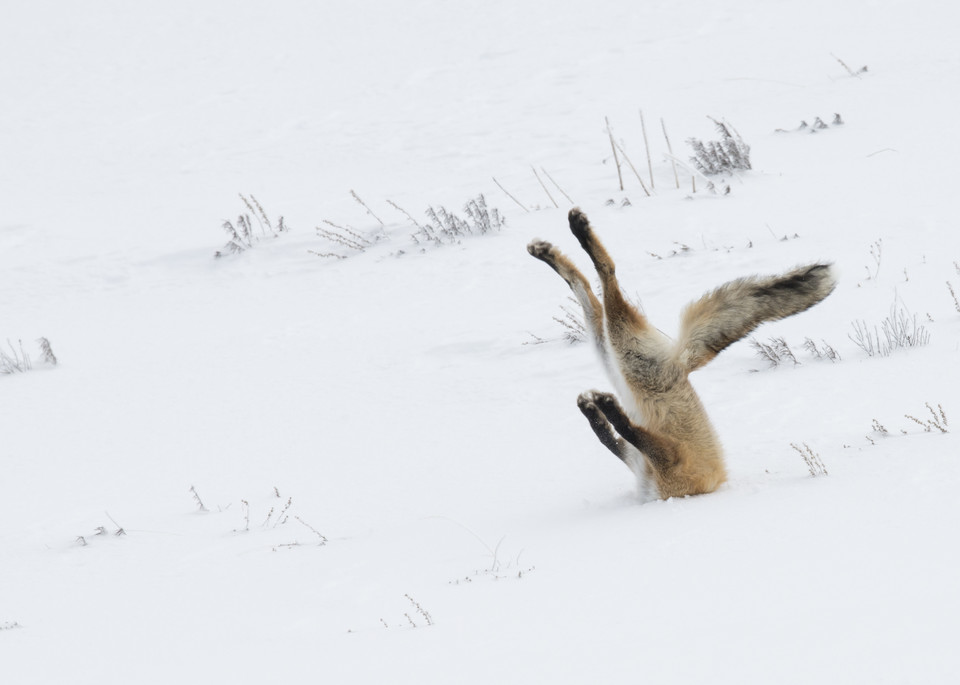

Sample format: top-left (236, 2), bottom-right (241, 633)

top-left (688, 117), bottom-right (751, 175)
top-left (613, 141), bottom-right (652, 197)
top-left (240, 499), bottom-right (250, 532)
top-left (531, 166), bottom-right (558, 208)
top-left (947, 281), bottom-right (960, 313)
top-left (1, 338), bottom-right (57, 374)
top-left (1, 339), bottom-right (31, 374)
top-left (386, 199), bottom-right (426, 231)
top-left (294, 516), bottom-right (328, 545)
top-left (803, 338), bottom-right (841, 362)
top-left (540, 168), bottom-right (574, 204)
top-left (849, 301), bottom-right (930, 357)
top-left (492, 177), bottom-right (529, 213)
top-left (832, 53), bottom-right (868, 78)
top-left (905, 403), bottom-right (949, 434)
top-left (216, 196), bottom-right (287, 257)
top-left (350, 189), bottom-right (384, 226)
top-left (661, 118), bottom-right (680, 189)
top-left (552, 299), bottom-right (587, 344)
top-left (316, 220), bottom-right (372, 253)
top-left (405, 594), bottom-right (434, 626)
top-left (189, 485), bottom-right (208, 512)
top-left (605, 116), bottom-right (624, 191)
top-left (791, 442), bottom-right (828, 477)
top-left (639, 109), bottom-right (654, 189)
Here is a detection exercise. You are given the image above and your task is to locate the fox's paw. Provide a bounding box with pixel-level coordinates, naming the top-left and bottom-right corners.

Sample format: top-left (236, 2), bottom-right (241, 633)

top-left (527, 239), bottom-right (558, 263)
top-left (577, 391), bottom-right (603, 421)
top-left (588, 391), bottom-right (622, 418)
top-left (578, 390), bottom-right (615, 413)
top-left (568, 207), bottom-right (593, 243)
top-left (577, 390), bottom-right (597, 411)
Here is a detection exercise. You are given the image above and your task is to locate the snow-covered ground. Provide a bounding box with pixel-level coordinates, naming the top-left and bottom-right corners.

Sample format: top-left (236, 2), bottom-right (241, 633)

top-left (3, 1), bottom-right (959, 682)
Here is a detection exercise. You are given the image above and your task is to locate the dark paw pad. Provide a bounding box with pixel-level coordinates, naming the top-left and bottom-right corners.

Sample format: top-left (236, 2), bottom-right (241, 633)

top-left (591, 392), bottom-right (621, 416)
top-left (568, 207), bottom-right (592, 242)
top-left (577, 392), bottom-right (605, 423)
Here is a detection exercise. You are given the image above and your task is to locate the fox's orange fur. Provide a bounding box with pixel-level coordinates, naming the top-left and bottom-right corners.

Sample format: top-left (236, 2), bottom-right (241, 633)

top-left (528, 209), bottom-right (836, 500)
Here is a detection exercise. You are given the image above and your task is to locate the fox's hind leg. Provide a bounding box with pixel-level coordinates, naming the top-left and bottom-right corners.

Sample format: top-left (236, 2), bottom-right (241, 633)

top-left (567, 208), bottom-right (677, 394)
top-left (566, 208), bottom-right (644, 333)
top-left (527, 240), bottom-right (606, 354)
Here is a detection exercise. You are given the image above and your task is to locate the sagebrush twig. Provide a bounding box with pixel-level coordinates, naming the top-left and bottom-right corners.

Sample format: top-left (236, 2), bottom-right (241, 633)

top-left (189, 485), bottom-right (208, 512)
top-left (661, 118), bottom-right (680, 189)
top-left (947, 281), bottom-right (960, 313)
top-left (540, 168), bottom-right (574, 204)
top-left (531, 166), bottom-right (558, 208)
top-left (613, 141), bottom-right (651, 197)
top-left (905, 403), bottom-right (949, 434)
top-left (605, 117), bottom-right (624, 191)
top-left (492, 177), bottom-right (529, 213)
top-left (350, 190), bottom-right (384, 226)
top-left (791, 442), bottom-right (828, 476)
top-left (639, 109), bottom-right (654, 190)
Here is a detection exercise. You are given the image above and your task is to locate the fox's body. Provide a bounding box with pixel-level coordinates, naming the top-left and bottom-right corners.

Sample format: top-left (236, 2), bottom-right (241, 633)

top-left (528, 209), bottom-right (836, 500)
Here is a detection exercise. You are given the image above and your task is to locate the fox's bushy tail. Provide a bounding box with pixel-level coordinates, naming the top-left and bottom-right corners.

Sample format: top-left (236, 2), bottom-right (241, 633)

top-left (676, 263), bottom-right (837, 371)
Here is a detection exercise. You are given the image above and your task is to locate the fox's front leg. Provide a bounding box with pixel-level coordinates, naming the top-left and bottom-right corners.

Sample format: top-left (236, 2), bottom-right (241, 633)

top-left (580, 391), bottom-right (680, 472)
top-left (527, 239), bottom-right (605, 353)
top-left (576, 392), bottom-right (627, 461)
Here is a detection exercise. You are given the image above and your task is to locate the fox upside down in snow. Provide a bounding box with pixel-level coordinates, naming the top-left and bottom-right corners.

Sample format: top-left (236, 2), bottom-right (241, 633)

top-left (528, 209), bottom-right (836, 501)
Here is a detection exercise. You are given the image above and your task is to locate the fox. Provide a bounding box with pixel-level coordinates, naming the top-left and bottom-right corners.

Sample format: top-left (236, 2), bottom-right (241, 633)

top-left (527, 208), bottom-right (837, 501)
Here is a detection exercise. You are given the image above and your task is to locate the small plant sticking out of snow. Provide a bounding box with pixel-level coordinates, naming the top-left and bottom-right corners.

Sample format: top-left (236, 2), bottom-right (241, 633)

top-left (1, 337), bottom-right (57, 375)
top-left (379, 595), bottom-right (435, 630)
top-left (294, 516), bottom-right (328, 545)
top-left (791, 442), bottom-right (828, 477)
top-left (802, 338), bottom-right (841, 362)
top-left (189, 485), bottom-right (209, 512)
top-left (867, 404), bottom-right (948, 444)
top-left (553, 299), bottom-right (587, 344)
top-left (947, 281), bottom-right (960, 313)
top-left (404, 594), bottom-right (434, 627)
top-left (416, 194), bottom-right (503, 247)
top-left (215, 194), bottom-right (288, 258)
top-left (751, 336), bottom-right (840, 369)
top-left (232, 488), bottom-right (328, 548)
top-left (687, 117), bottom-right (751, 175)
top-left (313, 194), bottom-right (504, 259)
top-left (776, 113), bottom-right (845, 133)
top-left (313, 219), bottom-right (376, 259)
top-left (75, 512), bottom-right (126, 547)
top-left (905, 403), bottom-right (949, 434)
top-left (871, 418), bottom-right (890, 436)
top-left (860, 239), bottom-right (883, 282)
top-left (832, 53), bottom-right (868, 78)
top-left (849, 301), bottom-right (930, 357)
top-left (751, 337), bottom-right (798, 368)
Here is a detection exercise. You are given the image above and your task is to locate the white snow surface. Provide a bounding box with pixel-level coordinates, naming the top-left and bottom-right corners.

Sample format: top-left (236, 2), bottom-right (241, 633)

top-left (3, 1), bottom-right (960, 682)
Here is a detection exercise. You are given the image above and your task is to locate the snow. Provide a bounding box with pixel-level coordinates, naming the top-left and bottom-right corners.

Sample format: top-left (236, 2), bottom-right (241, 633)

top-left (3, 0), bottom-right (960, 682)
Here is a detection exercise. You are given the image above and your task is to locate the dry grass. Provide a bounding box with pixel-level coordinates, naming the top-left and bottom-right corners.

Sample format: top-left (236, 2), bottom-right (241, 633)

top-left (791, 442), bottom-right (828, 477)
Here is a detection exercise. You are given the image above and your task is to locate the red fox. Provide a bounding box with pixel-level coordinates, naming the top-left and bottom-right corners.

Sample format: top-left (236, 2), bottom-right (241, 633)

top-left (528, 209), bottom-right (837, 500)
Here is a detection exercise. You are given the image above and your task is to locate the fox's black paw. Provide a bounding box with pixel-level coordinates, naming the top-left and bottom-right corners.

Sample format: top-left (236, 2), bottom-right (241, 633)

top-left (588, 391), bottom-right (621, 418)
top-left (577, 391), bottom-right (598, 413)
top-left (568, 207), bottom-right (592, 241)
